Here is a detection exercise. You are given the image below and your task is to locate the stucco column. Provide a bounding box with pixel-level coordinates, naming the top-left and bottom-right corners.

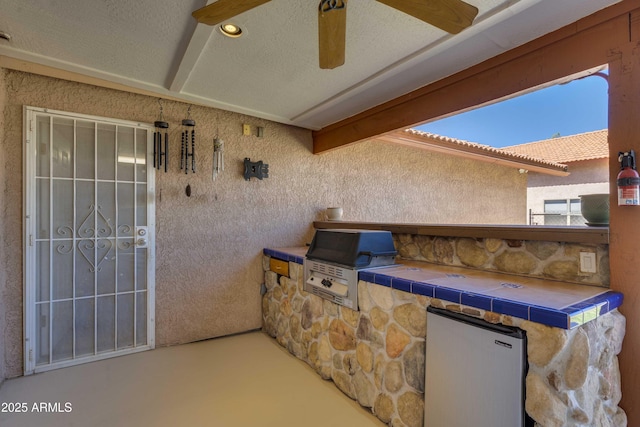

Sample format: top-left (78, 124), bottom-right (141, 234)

top-left (0, 69), bottom-right (6, 384)
top-left (608, 25), bottom-right (640, 425)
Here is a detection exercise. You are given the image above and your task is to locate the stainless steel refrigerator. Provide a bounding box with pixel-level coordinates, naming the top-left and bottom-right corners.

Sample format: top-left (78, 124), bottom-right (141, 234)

top-left (425, 306), bottom-right (532, 427)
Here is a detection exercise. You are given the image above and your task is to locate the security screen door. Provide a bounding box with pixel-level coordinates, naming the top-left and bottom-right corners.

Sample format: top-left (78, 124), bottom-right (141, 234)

top-left (24, 107), bottom-right (155, 374)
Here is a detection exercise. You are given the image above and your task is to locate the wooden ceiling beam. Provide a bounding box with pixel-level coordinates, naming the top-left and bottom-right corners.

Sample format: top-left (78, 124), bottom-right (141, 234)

top-left (312, 1), bottom-right (638, 154)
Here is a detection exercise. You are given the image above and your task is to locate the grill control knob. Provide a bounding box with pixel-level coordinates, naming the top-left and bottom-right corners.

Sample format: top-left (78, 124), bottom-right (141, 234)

top-left (321, 279), bottom-right (333, 288)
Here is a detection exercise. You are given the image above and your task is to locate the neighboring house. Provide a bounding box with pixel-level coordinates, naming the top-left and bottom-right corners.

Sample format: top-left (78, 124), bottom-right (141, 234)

top-left (381, 129), bottom-right (568, 176)
top-left (502, 130), bottom-right (609, 225)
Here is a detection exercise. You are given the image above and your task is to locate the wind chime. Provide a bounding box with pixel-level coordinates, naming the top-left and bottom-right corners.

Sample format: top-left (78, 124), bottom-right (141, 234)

top-left (153, 100), bottom-right (169, 173)
top-left (212, 118), bottom-right (224, 180)
top-left (181, 106), bottom-right (196, 174)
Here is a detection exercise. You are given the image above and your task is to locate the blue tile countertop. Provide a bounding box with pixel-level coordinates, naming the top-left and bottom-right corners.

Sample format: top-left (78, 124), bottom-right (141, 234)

top-left (263, 247), bottom-right (623, 330)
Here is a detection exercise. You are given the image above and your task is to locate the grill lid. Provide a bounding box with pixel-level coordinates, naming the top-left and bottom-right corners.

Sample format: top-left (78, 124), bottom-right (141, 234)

top-left (306, 229), bottom-right (397, 268)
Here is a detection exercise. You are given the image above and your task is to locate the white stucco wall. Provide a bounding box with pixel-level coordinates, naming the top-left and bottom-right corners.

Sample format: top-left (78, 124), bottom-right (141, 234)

top-left (0, 69), bottom-right (528, 378)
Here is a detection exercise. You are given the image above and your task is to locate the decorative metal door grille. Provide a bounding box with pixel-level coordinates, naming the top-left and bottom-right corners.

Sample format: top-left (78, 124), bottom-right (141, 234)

top-left (24, 107), bottom-right (155, 374)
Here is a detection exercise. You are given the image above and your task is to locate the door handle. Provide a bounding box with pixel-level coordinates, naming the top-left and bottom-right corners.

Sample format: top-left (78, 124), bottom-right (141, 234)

top-left (136, 226), bottom-right (149, 248)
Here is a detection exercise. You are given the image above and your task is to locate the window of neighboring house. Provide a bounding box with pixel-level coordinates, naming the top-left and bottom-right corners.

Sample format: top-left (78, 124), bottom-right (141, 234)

top-left (543, 199), bottom-right (586, 226)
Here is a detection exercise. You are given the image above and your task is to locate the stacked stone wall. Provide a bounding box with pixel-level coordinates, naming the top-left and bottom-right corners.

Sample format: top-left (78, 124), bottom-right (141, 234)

top-left (262, 256), bottom-right (626, 427)
top-left (393, 234), bottom-right (609, 287)
top-left (523, 313), bottom-right (627, 426)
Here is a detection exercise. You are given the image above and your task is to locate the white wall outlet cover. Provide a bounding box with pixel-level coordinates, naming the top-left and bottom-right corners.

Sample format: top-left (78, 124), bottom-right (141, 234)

top-left (579, 252), bottom-right (597, 273)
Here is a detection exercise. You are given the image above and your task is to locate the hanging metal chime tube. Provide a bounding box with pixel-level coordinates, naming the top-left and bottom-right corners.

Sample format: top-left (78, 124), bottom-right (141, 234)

top-left (191, 125), bottom-right (196, 173)
top-left (181, 111), bottom-right (196, 174)
top-left (153, 120), bottom-right (169, 172)
top-left (180, 129), bottom-right (185, 171)
top-left (153, 99), bottom-right (169, 172)
top-left (212, 137), bottom-right (224, 180)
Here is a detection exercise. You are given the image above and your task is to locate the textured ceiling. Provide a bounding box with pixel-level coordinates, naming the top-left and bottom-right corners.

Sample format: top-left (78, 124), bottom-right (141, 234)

top-left (0, 0), bottom-right (622, 130)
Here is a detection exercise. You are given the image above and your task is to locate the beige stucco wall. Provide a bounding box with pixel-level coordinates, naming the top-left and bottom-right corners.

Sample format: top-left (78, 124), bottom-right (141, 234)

top-left (528, 158), bottom-right (609, 188)
top-left (526, 159), bottom-right (609, 222)
top-left (0, 69), bottom-right (526, 378)
top-left (0, 69), bottom-right (6, 384)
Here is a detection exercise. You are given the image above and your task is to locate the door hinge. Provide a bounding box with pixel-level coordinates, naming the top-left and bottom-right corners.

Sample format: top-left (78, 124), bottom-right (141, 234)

top-left (29, 349), bottom-right (33, 362)
top-left (29, 234), bottom-right (34, 246)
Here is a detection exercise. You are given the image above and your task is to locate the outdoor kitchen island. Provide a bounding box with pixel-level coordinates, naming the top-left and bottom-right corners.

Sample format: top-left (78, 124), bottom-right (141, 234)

top-left (262, 223), bottom-right (626, 427)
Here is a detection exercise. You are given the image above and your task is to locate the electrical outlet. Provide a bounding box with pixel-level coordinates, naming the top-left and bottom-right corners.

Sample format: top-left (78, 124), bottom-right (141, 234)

top-left (243, 124), bottom-right (251, 136)
top-left (579, 252), bottom-right (597, 273)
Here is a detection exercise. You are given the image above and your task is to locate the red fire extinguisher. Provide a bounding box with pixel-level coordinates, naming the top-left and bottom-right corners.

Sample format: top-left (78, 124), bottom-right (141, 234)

top-left (617, 150), bottom-right (640, 206)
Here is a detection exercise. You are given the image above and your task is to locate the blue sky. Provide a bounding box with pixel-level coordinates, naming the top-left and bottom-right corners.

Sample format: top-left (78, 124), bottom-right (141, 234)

top-left (415, 72), bottom-right (608, 148)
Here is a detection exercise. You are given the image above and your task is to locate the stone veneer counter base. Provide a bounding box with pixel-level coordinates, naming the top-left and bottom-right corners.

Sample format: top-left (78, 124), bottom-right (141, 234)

top-left (263, 247), bottom-right (622, 329)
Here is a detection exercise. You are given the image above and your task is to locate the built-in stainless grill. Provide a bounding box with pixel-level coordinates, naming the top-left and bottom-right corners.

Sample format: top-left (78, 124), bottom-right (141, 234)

top-left (304, 229), bottom-right (397, 310)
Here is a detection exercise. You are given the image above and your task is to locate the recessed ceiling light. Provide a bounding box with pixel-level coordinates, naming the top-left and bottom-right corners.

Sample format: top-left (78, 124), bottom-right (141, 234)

top-left (220, 23), bottom-right (242, 38)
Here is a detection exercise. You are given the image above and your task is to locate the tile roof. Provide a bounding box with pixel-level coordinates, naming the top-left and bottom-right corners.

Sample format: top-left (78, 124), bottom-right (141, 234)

top-left (383, 129), bottom-right (569, 176)
top-left (501, 129), bottom-right (608, 163)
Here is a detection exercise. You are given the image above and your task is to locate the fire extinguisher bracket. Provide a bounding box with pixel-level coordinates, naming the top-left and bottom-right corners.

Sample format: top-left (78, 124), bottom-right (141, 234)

top-left (617, 177), bottom-right (640, 186)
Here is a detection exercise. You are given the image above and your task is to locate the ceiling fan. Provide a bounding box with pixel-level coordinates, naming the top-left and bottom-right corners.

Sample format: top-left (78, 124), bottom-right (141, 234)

top-left (192, 0), bottom-right (479, 69)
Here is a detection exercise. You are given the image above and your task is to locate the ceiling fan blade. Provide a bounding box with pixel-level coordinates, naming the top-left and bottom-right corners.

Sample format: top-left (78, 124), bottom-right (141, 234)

top-left (376, 0), bottom-right (478, 34)
top-left (318, 0), bottom-right (347, 69)
top-left (192, 0), bottom-right (271, 26)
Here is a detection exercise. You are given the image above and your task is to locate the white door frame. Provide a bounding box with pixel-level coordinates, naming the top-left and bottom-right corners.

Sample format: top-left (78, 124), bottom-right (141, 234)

top-left (23, 106), bottom-right (156, 374)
